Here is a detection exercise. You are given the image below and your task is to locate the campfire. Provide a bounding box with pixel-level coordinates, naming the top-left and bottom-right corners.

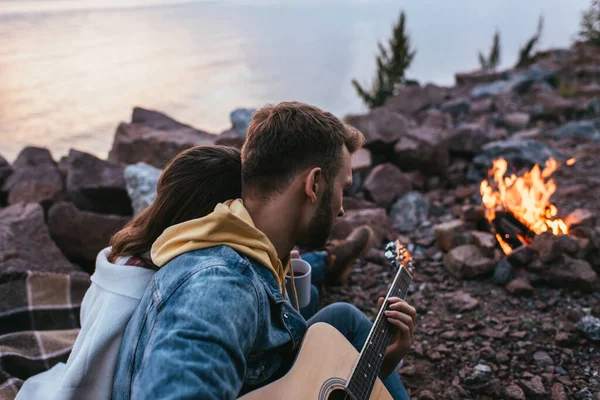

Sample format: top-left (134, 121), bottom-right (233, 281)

top-left (479, 157), bottom-right (575, 254)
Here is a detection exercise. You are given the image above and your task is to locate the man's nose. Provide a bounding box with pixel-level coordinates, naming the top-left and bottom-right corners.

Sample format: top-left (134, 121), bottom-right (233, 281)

top-left (338, 207), bottom-right (345, 217)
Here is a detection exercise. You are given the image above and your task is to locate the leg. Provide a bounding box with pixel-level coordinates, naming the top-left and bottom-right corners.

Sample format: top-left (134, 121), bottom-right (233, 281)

top-left (299, 285), bottom-right (319, 320)
top-left (307, 303), bottom-right (410, 400)
top-left (301, 251), bottom-right (328, 285)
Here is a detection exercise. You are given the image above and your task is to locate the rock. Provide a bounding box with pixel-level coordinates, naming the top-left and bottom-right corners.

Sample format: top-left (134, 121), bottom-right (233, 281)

top-left (446, 291), bottom-right (479, 312)
top-left (447, 123), bottom-right (503, 155)
top-left (351, 148), bottom-right (372, 171)
top-left (48, 202), bottom-right (130, 264)
top-left (124, 162), bottom-right (161, 216)
top-left (507, 245), bottom-right (536, 267)
top-left (565, 208), bottom-right (596, 229)
top-left (504, 112), bottom-right (531, 130)
top-left (444, 245), bottom-right (495, 279)
top-left (0, 155), bottom-right (12, 189)
top-left (434, 220), bottom-right (466, 252)
top-left (419, 109), bottom-right (453, 130)
top-left (503, 384), bottom-right (526, 400)
top-left (215, 130), bottom-right (244, 149)
top-left (531, 232), bottom-right (563, 263)
top-left (545, 256), bottom-right (598, 291)
top-left (385, 84), bottom-right (448, 115)
top-left (512, 127), bottom-right (542, 140)
top-left (551, 383), bottom-right (567, 400)
top-left (389, 192), bottom-right (430, 233)
top-left (492, 258), bottom-right (514, 285)
top-left (108, 122), bottom-right (215, 168)
top-left (470, 97), bottom-right (494, 115)
top-left (331, 208), bottom-right (390, 247)
top-left (471, 64), bottom-right (555, 99)
top-left (65, 150), bottom-right (132, 215)
top-left (345, 108), bottom-right (413, 152)
top-left (363, 163), bottom-right (411, 208)
top-left (2, 147), bottom-right (64, 207)
top-left (533, 351), bottom-right (554, 367)
top-left (441, 98), bottom-right (470, 118)
top-left (0, 203), bottom-right (78, 274)
top-left (557, 235), bottom-right (579, 255)
top-left (547, 119), bottom-right (600, 141)
top-left (8, 181), bottom-right (64, 206)
top-left (467, 139), bottom-right (565, 181)
top-left (417, 390), bottom-right (435, 400)
top-left (230, 108), bottom-right (256, 136)
top-left (528, 88), bottom-right (575, 119)
top-left (394, 127), bottom-right (450, 175)
top-left (574, 388), bottom-right (594, 400)
top-left (343, 197), bottom-right (378, 211)
top-left (519, 376), bottom-right (547, 399)
top-left (506, 277), bottom-right (533, 296)
top-left (576, 315), bottom-right (600, 341)
top-left (469, 231), bottom-right (496, 258)
top-left (455, 69), bottom-right (508, 85)
top-left (131, 107), bottom-right (198, 131)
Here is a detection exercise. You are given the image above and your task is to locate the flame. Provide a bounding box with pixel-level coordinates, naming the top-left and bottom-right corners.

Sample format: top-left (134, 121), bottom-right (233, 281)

top-left (480, 158), bottom-right (571, 252)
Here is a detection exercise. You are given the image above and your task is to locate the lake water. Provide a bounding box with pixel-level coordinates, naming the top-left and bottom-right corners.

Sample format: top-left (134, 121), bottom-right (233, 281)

top-left (0, 0), bottom-right (590, 161)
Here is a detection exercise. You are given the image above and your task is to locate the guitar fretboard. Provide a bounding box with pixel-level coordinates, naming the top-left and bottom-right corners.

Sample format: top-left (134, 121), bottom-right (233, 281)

top-left (346, 266), bottom-right (412, 400)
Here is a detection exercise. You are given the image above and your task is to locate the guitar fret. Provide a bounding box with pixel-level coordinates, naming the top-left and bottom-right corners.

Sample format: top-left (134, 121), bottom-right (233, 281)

top-left (347, 261), bottom-right (413, 399)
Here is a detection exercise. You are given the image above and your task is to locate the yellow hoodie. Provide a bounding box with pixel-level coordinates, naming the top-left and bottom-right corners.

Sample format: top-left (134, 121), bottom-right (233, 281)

top-left (151, 199), bottom-right (297, 304)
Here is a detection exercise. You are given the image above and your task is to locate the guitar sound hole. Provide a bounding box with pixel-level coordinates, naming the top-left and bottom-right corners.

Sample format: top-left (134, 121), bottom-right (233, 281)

top-left (327, 388), bottom-right (353, 400)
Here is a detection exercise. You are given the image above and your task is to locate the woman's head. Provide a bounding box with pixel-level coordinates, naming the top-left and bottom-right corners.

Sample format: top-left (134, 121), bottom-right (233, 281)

top-left (109, 145), bottom-right (242, 266)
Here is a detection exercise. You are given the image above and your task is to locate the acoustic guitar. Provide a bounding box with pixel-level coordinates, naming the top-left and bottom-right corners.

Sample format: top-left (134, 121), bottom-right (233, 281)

top-left (239, 240), bottom-right (415, 400)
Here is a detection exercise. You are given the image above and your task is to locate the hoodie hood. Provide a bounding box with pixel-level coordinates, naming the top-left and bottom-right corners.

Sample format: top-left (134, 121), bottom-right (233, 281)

top-left (151, 199), bottom-right (291, 298)
top-left (92, 248), bottom-right (155, 300)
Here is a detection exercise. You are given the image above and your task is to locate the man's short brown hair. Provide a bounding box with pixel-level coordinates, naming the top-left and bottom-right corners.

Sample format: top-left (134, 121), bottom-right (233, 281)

top-left (241, 102), bottom-right (364, 197)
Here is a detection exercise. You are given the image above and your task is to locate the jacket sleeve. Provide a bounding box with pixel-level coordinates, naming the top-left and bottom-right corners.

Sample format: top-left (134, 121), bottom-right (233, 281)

top-left (131, 265), bottom-right (260, 400)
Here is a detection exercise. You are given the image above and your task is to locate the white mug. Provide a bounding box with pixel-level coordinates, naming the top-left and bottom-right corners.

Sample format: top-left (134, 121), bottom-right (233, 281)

top-left (285, 258), bottom-right (312, 309)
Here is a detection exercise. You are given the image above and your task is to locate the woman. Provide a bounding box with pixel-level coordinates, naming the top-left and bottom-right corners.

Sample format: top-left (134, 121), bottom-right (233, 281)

top-left (16, 145), bottom-right (374, 399)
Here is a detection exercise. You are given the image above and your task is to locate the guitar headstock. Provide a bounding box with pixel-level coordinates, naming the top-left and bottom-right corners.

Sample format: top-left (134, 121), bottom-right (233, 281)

top-left (384, 240), bottom-right (415, 275)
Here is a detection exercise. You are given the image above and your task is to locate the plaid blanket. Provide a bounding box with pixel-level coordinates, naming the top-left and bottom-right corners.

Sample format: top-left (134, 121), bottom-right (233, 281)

top-left (0, 271), bottom-right (90, 400)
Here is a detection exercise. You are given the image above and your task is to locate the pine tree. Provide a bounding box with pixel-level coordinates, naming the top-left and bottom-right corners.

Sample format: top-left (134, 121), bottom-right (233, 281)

top-left (352, 11), bottom-right (416, 109)
top-left (478, 31), bottom-right (501, 70)
top-left (515, 16), bottom-right (544, 68)
top-left (579, 0), bottom-right (600, 46)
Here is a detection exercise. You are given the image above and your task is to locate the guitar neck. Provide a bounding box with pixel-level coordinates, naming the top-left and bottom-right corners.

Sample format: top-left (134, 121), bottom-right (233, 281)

top-left (346, 265), bottom-right (412, 400)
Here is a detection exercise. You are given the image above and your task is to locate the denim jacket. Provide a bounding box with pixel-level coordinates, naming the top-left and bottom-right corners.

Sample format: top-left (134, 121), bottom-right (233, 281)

top-left (112, 245), bottom-right (307, 399)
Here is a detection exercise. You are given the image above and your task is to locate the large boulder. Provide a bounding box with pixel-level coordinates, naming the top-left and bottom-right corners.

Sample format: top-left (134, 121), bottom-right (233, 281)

top-left (363, 163), bottom-right (411, 208)
top-left (48, 202), bottom-right (130, 264)
top-left (131, 107), bottom-right (198, 131)
top-left (455, 69), bottom-right (509, 86)
top-left (389, 192), bottom-right (430, 233)
top-left (467, 139), bottom-right (566, 181)
top-left (345, 107), bottom-right (414, 153)
top-left (230, 108), bottom-right (256, 136)
top-left (447, 123), bottom-right (504, 155)
top-left (470, 65), bottom-right (555, 99)
top-left (394, 127), bottom-right (450, 175)
top-left (526, 87), bottom-right (575, 120)
top-left (546, 119), bottom-right (600, 141)
top-left (385, 84), bottom-right (449, 115)
top-left (0, 203), bottom-right (78, 274)
top-left (331, 208), bottom-right (391, 247)
top-left (108, 123), bottom-right (216, 168)
top-left (124, 162), bottom-right (161, 216)
top-left (543, 256), bottom-right (598, 292)
top-left (0, 155), bottom-right (12, 189)
top-left (65, 150), bottom-right (132, 215)
top-left (444, 244), bottom-right (495, 279)
top-left (2, 147), bottom-right (64, 207)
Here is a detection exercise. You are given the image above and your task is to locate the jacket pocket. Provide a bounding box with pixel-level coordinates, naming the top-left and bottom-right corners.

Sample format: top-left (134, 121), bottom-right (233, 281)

top-left (245, 352), bottom-right (281, 386)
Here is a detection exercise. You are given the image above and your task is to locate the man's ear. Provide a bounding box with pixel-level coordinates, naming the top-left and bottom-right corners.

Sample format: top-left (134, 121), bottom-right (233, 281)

top-left (304, 168), bottom-right (322, 204)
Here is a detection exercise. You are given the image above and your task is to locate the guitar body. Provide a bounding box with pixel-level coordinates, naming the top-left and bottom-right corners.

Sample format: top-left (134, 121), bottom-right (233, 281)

top-left (239, 322), bottom-right (392, 400)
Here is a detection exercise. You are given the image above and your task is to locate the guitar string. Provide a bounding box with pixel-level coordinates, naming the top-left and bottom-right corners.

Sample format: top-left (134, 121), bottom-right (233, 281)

top-left (349, 271), bottom-right (411, 398)
top-left (346, 252), bottom-right (413, 399)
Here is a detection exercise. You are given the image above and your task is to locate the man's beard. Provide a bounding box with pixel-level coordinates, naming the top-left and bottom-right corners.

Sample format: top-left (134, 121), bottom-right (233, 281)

top-left (305, 185), bottom-right (335, 248)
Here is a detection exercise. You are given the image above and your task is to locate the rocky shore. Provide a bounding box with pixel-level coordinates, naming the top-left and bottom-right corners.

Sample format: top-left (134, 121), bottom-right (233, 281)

top-left (2, 41), bottom-right (600, 399)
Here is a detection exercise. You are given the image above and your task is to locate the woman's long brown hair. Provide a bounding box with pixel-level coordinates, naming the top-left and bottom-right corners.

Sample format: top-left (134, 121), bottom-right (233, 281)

top-left (108, 145), bottom-right (242, 267)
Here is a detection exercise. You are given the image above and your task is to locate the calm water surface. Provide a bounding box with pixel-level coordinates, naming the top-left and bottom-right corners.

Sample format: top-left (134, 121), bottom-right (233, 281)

top-left (0, 0), bottom-right (589, 160)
